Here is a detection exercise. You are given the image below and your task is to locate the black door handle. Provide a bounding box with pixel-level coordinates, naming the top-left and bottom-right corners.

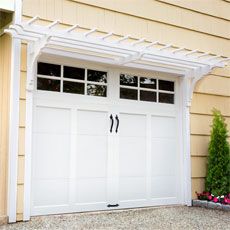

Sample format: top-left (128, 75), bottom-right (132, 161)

top-left (107, 204), bottom-right (119, 208)
top-left (110, 114), bottom-right (114, 133)
top-left (115, 115), bottom-right (119, 133)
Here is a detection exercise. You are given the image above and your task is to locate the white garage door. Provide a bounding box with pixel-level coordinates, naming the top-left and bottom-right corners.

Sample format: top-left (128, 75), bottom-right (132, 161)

top-left (31, 61), bottom-right (183, 215)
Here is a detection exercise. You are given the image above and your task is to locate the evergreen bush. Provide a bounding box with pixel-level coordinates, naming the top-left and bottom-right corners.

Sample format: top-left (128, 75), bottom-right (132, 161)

top-left (205, 109), bottom-right (230, 196)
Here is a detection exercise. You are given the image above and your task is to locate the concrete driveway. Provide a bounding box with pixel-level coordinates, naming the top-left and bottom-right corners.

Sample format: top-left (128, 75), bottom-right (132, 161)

top-left (0, 206), bottom-right (229, 230)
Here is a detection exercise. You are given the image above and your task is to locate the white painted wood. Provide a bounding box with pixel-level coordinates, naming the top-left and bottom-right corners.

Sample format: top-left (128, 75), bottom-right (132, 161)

top-left (5, 20), bottom-right (228, 82)
top-left (0, 0), bottom-right (15, 12)
top-left (31, 62), bottom-right (182, 215)
top-left (23, 43), bottom-right (34, 221)
top-left (182, 77), bottom-right (192, 206)
top-left (32, 107), bottom-right (71, 210)
top-left (14, 0), bottom-right (22, 24)
top-left (118, 113), bottom-right (147, 205)
top-left (7, 38), bottom-right (21, 223)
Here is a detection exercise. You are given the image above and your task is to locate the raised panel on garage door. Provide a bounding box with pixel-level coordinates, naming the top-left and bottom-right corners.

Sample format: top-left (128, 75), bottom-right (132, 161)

top-left (32, 106), bottom-right (71, 214)
top-left (118, 113), bottom-right (147, 206)
top-left (150, 116), bottom-right (179, 205)
top-left (74, 110), bottom-right (109, 206)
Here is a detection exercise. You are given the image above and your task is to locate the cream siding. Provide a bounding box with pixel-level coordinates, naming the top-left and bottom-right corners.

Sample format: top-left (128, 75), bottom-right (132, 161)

top-left (156, 0), bottom-right (230, 20)
top-left (22, 0), bottom-right (230, 57)
top-left (0, 34), bottom-right (11, 224)
top-left (194, 74), bottom-right (230, 97)
top-left (4, 0), bottom-right (229, 220)
top-left (71, 0), bottom-right (230, 38)
top-left (191, 94), bottom-right (230, 116)
top-left (190, 67), bottom-right (230, 198)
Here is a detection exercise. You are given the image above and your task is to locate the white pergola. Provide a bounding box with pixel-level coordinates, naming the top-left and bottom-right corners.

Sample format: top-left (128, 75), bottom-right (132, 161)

top-left (5, 16), bottom-right (229, 223)
top-left (5, 16), bottom-right (229, 102)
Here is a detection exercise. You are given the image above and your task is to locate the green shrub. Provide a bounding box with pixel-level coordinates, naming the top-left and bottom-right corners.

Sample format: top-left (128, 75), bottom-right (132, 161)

top-left (205, 109), bottom-right (230, 196)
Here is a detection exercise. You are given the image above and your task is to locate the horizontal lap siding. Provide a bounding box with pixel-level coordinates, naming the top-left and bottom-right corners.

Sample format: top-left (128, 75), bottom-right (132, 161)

top-left (194, 75), bottom-right (230, 97)
top-left (22, 0), bottom-right (230, 56)
top-left (157, 0), bottom-right (230, 20)
top-left (18, 0), bottom-right (230, 211)
top-left (0, 34), bottom-right (11, 224)
top-left (71, 0), bottom-right (230, 38)
top-left (190, 67), bottom-right (230, 198)
top-left (191, 94), bottom-right (230, 116)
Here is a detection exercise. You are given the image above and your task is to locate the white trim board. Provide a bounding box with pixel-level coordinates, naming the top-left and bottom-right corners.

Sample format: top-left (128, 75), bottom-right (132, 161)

top-left (7, 37), bottom-right (21, 223)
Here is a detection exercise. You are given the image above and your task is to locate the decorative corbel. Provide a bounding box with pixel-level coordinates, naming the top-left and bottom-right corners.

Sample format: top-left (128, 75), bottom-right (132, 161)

top-left (26, 35), bottom-right (51, 92)
top-left (186, 65), bottom-right (213, 107)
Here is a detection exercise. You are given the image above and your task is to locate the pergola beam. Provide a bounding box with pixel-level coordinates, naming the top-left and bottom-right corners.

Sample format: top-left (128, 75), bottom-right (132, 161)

top-left (4, 17), bottom-right (229, 78)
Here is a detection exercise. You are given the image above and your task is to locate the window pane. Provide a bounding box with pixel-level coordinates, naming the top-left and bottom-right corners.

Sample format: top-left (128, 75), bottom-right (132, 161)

top-left (120, 88), bottom-right (138, 100)
top-left (140, 90), bottom-right (156, 102)
top-left (159, 80), bottom-right (174, 91)
top-left (37, 62), bottom-right (61, 77)
top-left (120, 74), bottom-right (138, 87)
top-left (64, 66), bottom-right (85, 80)
top-left (140, 77), bottom-right (156, 89)
top-left (37, 78), bottom-right (60, 91)
top-left (63, 81), bottom-right (84, 94)
top-left (159, 93), bottom-right (174, 104)
top-left (87, 84), bottom-right (107, 97)
top-left (87, 70), bottom-right (107, 83)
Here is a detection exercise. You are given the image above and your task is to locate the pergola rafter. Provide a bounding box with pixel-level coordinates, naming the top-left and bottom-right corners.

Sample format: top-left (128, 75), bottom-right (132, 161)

top-left (5, 16), bottom-right (229, 103)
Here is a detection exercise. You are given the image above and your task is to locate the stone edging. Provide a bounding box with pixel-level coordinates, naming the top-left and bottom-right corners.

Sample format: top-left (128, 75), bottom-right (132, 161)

top-left (192, 200), bottom-right (230, 211)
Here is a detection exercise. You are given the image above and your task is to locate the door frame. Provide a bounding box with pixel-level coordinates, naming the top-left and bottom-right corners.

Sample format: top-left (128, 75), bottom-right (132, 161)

top-left (22, 51), bottom-right (192, 221)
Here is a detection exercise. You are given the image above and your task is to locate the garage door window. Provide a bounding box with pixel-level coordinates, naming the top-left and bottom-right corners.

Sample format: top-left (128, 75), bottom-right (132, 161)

top-left (37, 63), bottom-right (61, 92)
top-left (87, 70), bottom-right (107, 97)
top-left (120, 74), bottom-right (174, 104)
top-left (37, 62), bottom-right (107, 97)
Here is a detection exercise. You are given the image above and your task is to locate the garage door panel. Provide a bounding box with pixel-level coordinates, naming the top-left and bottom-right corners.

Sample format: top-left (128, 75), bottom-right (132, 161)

top-left (76, 135), bottom-right (108, 178)
top-left (33, 179), bottom-right (69, 207)
top-left (74, 178), bottom-right (107, 204)
top-left (151, 176), bottom-right (177, 199)
top-left (33, 133), bottom-right (70, 179)
top-left (34, 107), bottom-right (70, 134)
top-left (151, 139), bottom-right (176, 176)
top-left (77, 110), bottom-right (108, 135)
top-left (119, 177), bottom-right (146, 201)
top-left (119, 113), bottom-right (146, 137)
top-left (151, 116), bottom-right (176, 138)
top-left (119, 137), bottom-right (146, 177)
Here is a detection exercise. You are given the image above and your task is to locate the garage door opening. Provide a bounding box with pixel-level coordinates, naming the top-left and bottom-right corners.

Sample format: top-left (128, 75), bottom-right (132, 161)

top-left (31, 60), bottom-right (183, 216)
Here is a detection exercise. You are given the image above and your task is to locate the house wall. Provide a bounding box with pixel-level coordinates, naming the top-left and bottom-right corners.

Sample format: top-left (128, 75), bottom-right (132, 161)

top-left (191, 67), bottom-right (230, 197)
top-left (0, 34), bottom-right (11, 224)
top-left (4, 0), bottom-right (230, 221)
top-left (22, 0), bottom-right (230, 57)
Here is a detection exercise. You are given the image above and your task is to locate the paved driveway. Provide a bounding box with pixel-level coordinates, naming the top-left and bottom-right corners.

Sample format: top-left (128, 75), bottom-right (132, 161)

top-left (0, 206), bottom-right (229, 230)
